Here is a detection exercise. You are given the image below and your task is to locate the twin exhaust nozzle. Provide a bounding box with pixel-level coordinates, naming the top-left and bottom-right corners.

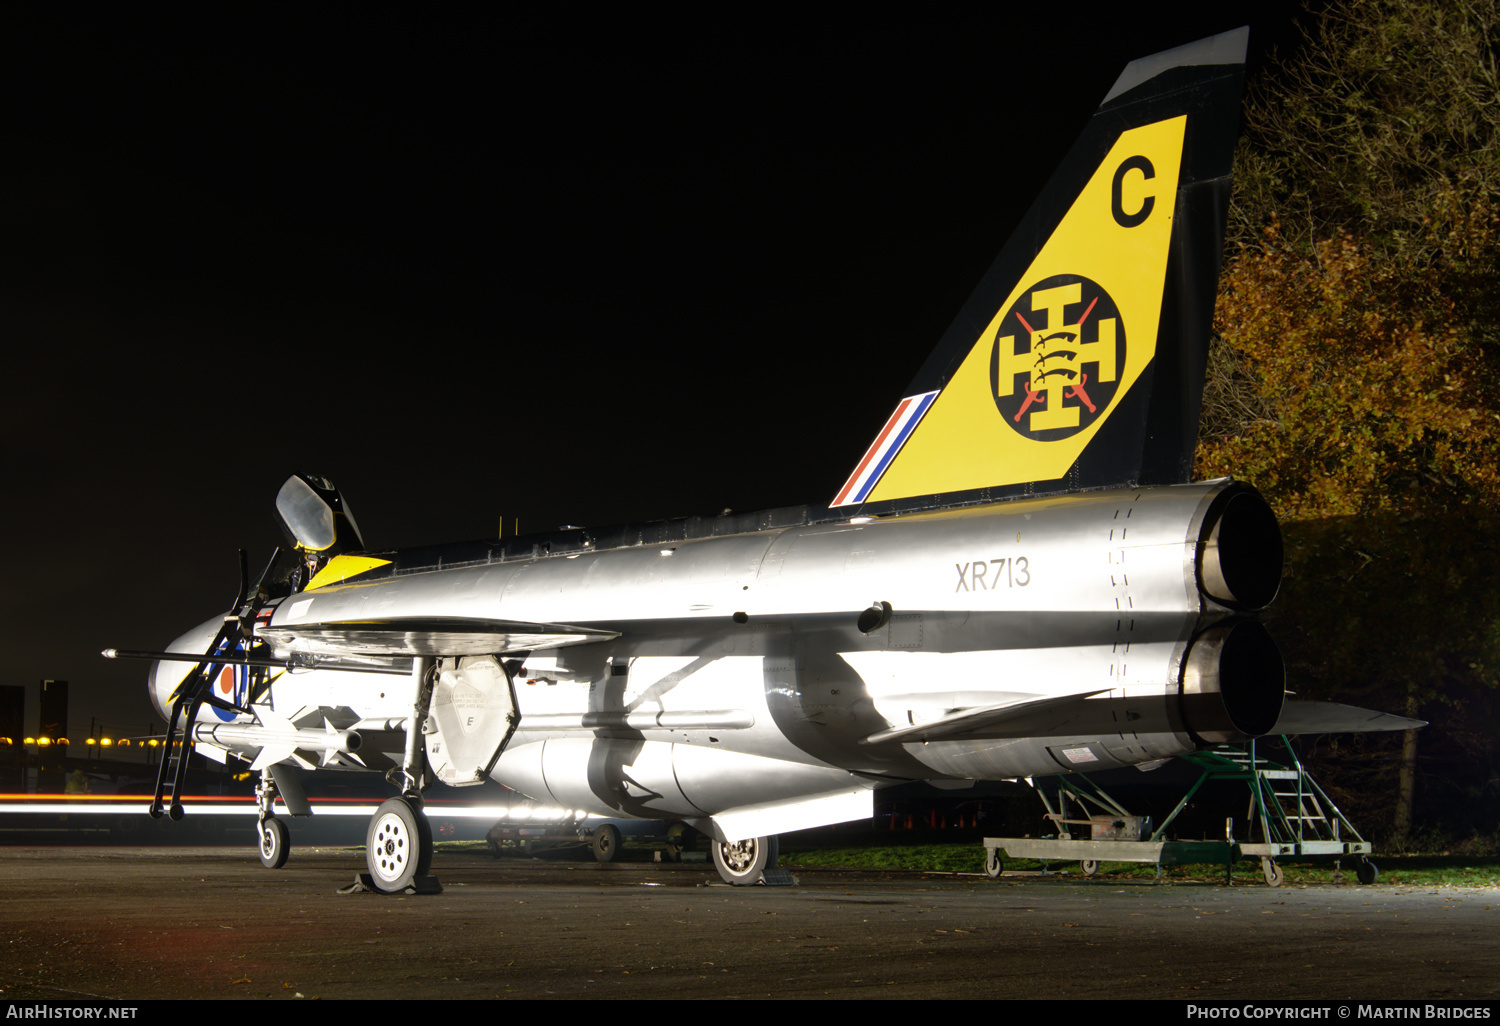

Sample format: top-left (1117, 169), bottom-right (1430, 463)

top-left (1187, 486), bottom-right (1286, 741)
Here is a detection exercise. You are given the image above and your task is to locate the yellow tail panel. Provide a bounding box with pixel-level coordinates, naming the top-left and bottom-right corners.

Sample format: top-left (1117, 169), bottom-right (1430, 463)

top-left (868, 116), bottom-right (1185, 502)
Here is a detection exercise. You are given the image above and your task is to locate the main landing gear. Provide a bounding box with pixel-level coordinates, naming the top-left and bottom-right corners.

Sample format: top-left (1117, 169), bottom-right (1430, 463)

top-left (712, 835), bottom-right (779, 885)
top-left (366, 796), bottom-right (434, 892)
top-left (358, 656), bottom-right (439, 894)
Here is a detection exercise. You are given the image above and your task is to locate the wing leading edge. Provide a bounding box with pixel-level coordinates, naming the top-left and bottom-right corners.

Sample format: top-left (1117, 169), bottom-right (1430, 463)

top-left (259, 615), bottom-right (619, 659)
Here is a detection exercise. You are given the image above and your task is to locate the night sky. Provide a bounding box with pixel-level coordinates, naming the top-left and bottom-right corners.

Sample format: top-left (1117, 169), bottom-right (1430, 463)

top-left (1, 8), bottom-right (1309, 742)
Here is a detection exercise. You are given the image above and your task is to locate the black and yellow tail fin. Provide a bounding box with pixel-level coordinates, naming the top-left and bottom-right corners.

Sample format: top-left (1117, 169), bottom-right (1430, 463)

top-left (833, 29), bottom-right (1247, 511)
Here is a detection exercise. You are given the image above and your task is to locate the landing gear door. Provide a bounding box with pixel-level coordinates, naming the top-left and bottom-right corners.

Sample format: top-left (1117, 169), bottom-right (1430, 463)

top-left (425, 655), bottom-right (519, 787)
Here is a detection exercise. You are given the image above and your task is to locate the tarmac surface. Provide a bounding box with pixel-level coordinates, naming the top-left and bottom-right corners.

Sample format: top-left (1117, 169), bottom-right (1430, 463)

top-left (0, 844), bottom-right (1496, 1001)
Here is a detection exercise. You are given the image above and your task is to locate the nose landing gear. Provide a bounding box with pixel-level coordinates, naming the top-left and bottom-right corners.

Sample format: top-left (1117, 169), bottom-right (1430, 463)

top-left (255, 771), bottom-right (291, 870)
top-left (259, 816), bottom-right (290, 870)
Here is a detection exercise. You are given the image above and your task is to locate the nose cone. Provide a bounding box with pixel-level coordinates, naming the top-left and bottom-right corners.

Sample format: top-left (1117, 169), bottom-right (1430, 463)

top-left (149, 616), bottom-right (225, 722)
top-left (147, 660), bottom-right (167, 721)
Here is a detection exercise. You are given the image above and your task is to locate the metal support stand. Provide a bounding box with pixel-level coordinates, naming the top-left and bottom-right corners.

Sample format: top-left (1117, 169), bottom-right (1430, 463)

top-left (984, 737), bottom-right (1378, 885)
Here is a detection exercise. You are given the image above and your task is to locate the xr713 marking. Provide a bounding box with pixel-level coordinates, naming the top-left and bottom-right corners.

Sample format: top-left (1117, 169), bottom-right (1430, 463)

top-left (955, 557), bottom-right (1031, 592)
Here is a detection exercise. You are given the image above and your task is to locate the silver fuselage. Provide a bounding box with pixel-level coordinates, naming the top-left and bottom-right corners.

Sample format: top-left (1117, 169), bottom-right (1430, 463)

top-left (153, 478), bottom-right (1281, 837)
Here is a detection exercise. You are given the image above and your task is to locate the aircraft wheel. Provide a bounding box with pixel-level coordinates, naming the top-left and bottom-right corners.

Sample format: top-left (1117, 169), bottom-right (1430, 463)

top-left (366, 797), bottom-right (432, 892)
top-left (258, 816), bottom-right (290, 870)
top-left (712, 835), bottom-right (778, 885)
top-left (984, 848), bottom-right (1004, 880)
top-left (1356, 858), bottom-right (1379, 885)
top-left (592, 824), bottom-right (622, 863)
top-left (1081, 859), bottom-right (1100, 877)
top-left (1262, 857), bottom-right (1284, 888)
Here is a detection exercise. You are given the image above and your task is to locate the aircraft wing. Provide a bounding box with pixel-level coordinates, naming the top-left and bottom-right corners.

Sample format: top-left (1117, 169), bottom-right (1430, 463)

top-left (1271, 700), bottom-right (1426, 735)
top-left (862, 691), bottom-right (1110, 745)
top-left (862, 693), bottom-right (1424, 746)
top-left (260, 616), bottom-right (619, 658)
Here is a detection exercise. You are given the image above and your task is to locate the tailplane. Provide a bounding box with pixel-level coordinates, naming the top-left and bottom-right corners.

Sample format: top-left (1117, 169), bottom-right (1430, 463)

top-left (834, 29), bottom-right (1248, 511)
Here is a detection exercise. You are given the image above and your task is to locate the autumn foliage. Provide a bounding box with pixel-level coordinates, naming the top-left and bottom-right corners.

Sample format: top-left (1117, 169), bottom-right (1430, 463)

top-left (1197, 221), bottom-right (1500, 841)
top-left (1197, 225), bottom-right (1500, 521)
top-left (1191, 0), bottom-right (1500, 843)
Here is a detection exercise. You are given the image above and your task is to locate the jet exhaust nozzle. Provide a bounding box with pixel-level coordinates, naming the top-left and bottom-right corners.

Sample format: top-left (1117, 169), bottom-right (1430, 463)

top-left (1197, 486), bottom-right (1282, 610)
top-left (1180, 619), bottom-right (1285, 744)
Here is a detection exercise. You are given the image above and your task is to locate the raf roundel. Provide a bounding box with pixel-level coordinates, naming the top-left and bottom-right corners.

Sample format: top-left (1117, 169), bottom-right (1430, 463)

top-left (990, 273), bottom-right (1126, 441)
top-left (210, 644), bottom-right (250, 722)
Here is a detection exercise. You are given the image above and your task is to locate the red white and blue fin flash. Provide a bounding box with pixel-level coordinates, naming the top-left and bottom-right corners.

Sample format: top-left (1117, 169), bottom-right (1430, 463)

top-left (832, 390), bottom-right (939, 507)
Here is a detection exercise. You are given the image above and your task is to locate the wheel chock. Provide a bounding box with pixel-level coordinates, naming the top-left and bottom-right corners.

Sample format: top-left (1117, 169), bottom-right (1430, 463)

top-left (338, 873), bottom-right (443, 895)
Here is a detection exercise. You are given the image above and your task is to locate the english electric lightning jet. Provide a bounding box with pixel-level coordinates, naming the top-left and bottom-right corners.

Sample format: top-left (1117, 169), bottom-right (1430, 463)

top-left (111, 29), bottom-right (1418, 891)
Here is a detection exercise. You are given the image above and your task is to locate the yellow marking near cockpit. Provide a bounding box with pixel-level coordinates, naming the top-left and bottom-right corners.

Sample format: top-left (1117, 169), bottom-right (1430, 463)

top-left (306, 555), bottom-right (392, 590)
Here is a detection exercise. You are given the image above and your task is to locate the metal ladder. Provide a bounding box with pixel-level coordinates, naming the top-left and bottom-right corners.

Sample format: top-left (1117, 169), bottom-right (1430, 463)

top-left (1241, 740), bottom-right (1352, 851)
top-left (1179, 738), bottom-right (1374, 884)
